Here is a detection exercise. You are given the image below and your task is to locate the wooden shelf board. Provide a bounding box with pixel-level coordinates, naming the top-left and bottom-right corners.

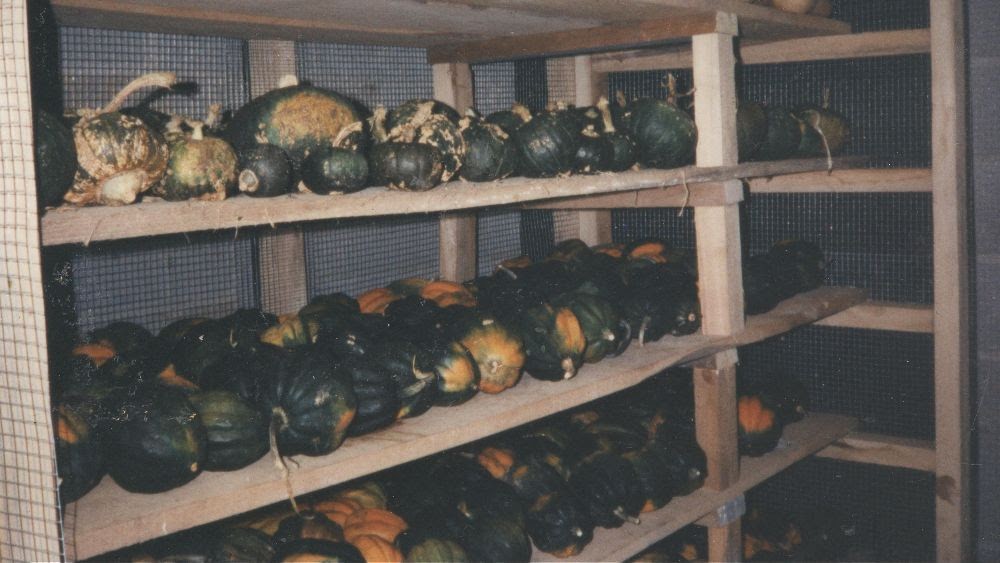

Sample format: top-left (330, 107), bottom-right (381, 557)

top-left (816, 301), bottom-right (933, 333)
top-left (747, 168), bottom-right (932, 194)
top-left (593, 29), bottom-right (930, 73)
top-left (66, 286), bottom-right (866, 560)
top-left (535, 413), bottom-right (859, 562)
top-left (41, 158), bottom-right (863, 247)
top-left (51, 0), bottom-right (848, 48)
top-left (816, 431), bottom-right (935, 473)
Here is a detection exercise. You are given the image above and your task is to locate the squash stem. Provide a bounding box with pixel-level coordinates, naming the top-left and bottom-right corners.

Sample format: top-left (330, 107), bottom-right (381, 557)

top-left (269, 407), bottom-right (302, 515)
top-left (101, 72), bottom-right (177, 114)
top-left (638, 316), bottom-right (651, 347)
top-left (561, 357), bottom-right (576, 380)
top-left (596, 96), bottom-right (616, 134)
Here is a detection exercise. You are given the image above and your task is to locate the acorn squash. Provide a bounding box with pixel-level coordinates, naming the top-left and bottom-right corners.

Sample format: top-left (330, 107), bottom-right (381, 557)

top-left (237, 143), bottom-right (292, 197)
top-left (54, 402), bottom-right (105, 503)
top-left (187, 390), bottom-right (268, 471)
top-left (514, 304), bottom-right (586, 381)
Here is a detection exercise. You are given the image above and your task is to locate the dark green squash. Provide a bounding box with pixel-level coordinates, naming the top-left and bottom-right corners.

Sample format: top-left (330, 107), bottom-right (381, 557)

top-left (33, 109), bottom-right (77, 209)
top-left (525, 491), bottom-right (594, 558)
top-left (105, 387), bottom-right (206, 493)
top-left (514, 304), bottom-right (586, 381)
top-left (573, 127), bottom-right (614, 174)
top-left (54, 402), bottom-right (105, 503)
top-left (397, 533), bottom-right (468, 562)
top-left (387, 98), bottom-right (461, 130)
top-left (385, 101), bottom-right (465, 182)
top-left (738, 101), bottom-right (768, 162)
top-left (300, 146), bottom-right (369, 194)
top-left (221, 308), bottom-right (279, 351)
top-left (66, 72), bottom-right (176, 206)
top-left (553, 293), bottom-right (630, 363)
top-left (795, 103), bottom-right (850, 157)
top-left (623, 446), bottom-right (674, 513)
top-left (448, 314), bottom-right (525, 394)
top-left (754, 106), bottom-right (802, 161)
top-left (743, 253), bottom-right (786, 315)
top-left (237, 143), bottom-right (292, 197)
top-left (273, 511), bottom-right (345, 547)
top-left (224, 76), bottom-right (367, 174)
top-left (485, 103), bottom-right (532, 135)
top-left (458, 113), bottom-right (517, 182)
top-left (769, 239), bottom-right (826, 294)
top-left (425, 339), bottom-right (480, 407)
top-left (155, 122), bottom-right (237, 201)
top-left (271, 538), bottom-right (364, 563)
top-left (187, 390), bottom-right (268, 471)
top-left (458, 515), bottom-right (531, 563)
top-left (595, 96), bottom-right (637, 172)
top-left (622, 91), bottom-right (697, 169)
top-left (168, 319), bottom-right (235, 386)
top-left (263, 348), bottom-right (357, 456)
top-left (210, 527), bottom-right (276, 562)
top-left (369, 340), bottom-right (438, 420)
top-left (568, 452), bottom-right (644, 528)
top-left (343, 356), bottom-right (401, 437)
top-left (649, 437), bottom-right (707, 496)
top-left (738, 393), bottom-right (783, 456)
top-left (369, 142), bottom-right (444, 191)
top-left (512, 110), bottom-right (581, 178)
top-left (89, 321), bottom-right (154, 357)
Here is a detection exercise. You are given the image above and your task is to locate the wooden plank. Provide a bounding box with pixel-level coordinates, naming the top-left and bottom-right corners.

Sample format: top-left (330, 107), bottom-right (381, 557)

top-left (816, 432), bottom-right (936, 473)
top-left (536, 413), bottom-right (858, 562)
top-left (708, 523), bottom-right (743, 563)
top-left (571, 56), bottom-right (613, 246)
top-left (747, 168), bottom-right (932, 194)
top-left (40, 158), bottom-right (861, 247)
top-left (427, 12), bottom-right (736, 64)
top-left (248, 40), bottom-right (309, 315)
top-left (693, 31), bottom-right (744, 336)
top-left (931, 0), bottom-right (970, 560)
top-left (593, 29), bottom-right (930, 73)
top-left (67, 287), bottom-right (866, 559)
top-left (526, 181), bottom-right (744, 209)
top-left (816, 301), bottom-right (933, 334)
top-left (694, 363), bottom-right (739, 490)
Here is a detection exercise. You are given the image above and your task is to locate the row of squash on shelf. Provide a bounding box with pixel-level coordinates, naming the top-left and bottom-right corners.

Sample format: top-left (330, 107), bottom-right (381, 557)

top-left (96, 365), bottom-right (811, 563)
top-left (34, 71), bottom-right (850, 209)
top-left (52, 236), bottom-right (825, 507)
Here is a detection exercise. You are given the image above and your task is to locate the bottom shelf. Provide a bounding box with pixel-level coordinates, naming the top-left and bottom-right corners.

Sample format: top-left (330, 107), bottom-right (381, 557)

top-left (535, 413), bottom-right (859, 562)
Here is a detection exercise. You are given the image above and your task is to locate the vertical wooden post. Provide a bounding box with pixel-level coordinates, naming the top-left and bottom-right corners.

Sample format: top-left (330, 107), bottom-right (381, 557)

top-left (931, 1), bottom-right (969, 560)
top-left (692, 21), bottom-right (743, 562)
top-left (433, 62), bottom-right (478, 281)
top-left (248, 40), bottom-right (309, 314)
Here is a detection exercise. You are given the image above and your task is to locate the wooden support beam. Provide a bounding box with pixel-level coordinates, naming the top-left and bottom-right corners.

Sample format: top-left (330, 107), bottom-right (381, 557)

top-left (525, 181), bottom-right (744, 210)
top-left (573, 56), bottom-right (612, 246)
top-left (426, 12), bottom-right (737, 64)
top-left (931, 1), bottom-right (970, 560)
top-left (747, 168), bottom-right (932, 194)
top-left (816, 301), bottom-right (933, 334)
top-left (249, 40), bottom-right (309, 314)
top-left (816, 432), bottom-right (936, 473)
top-left (694, 360), bottom-right (740, 490)
top-left (592, 29), bottom-right (930, 73)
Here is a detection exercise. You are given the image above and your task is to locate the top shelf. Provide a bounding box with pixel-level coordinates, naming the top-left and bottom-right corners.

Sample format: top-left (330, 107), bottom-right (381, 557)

top-left (51, 0), bottom-right (850, 57)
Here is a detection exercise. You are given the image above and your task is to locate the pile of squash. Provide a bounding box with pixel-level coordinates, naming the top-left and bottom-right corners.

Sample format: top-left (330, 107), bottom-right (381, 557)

top-left (36, 68), bottom-right (848, 208)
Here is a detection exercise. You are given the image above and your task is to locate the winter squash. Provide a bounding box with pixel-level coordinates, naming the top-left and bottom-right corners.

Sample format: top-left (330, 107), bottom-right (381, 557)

top-left (351, 534), bottom-right (403, 563)
top-left (385, 101), bottom-right (465, 182)
top-left (372, 340), bottom-right (438, 420)
top-left (525, 492), bottom-right (594, 558)
top-left (89, 321), bottom-right (154, 357)
top-left (553, 292), bottom-right (630, 363)
top-left (359, 287), bottom-right (403, 315)
top-left (272, 538), bottom-right (365, 562)
top-left (451, 316), bottom-right (524, 394)
top-left (397, 534), bottom-right (468, 562)
top-left (795, 96), bottom-right (850, 158)
top-left (187, 390), bottom-right (268, 471)
top-left (458, 111), bottom-right (517, 182)
top-left (459, 515), bottom-right (532, 563)
top-left (154, 121), bottom-right (237, 201)
top-left (738, 102), bottom-right (768, 161)
top-left (105, 387), bottom-right (206, 493)
top-left (485, 103), bottom-right (532, 135)
top-left (66, 72), bottom-right (175, 206)
top-left (369, 140), bottom-right (445, 191)
top-left (342, 356), bottom-right (401, 437)
top-left (573, 126), bottom-right (613, 174)
top-left (769, 239), bottom-right (826, 294)
top-left (621, 78), bottom-right (697, 169)
top-left (738, 394), bottom-right (783, 456)
top-left (512, 109), bottom-right (580, 177)
top-left (237, 143), bottom-right (292, 197)
top-left (224, 75), bottom-right (367, 173)
top-left (337, 481), bottom-right (389, 510)
top-left (54, 403), bottom-right (105, 503)
top-left (754, 106), bottom-right (802, 161)
top-left (315, 497), bottom-right (365, 527)
top-left (343, 508), bottom-right (408, 543)
top-left (623, 446), bottom-right (675, 513)
top-left (33, 109), bottom-right (77, 208)
top-left (596, 96), bottom-right (637, 172)
top-left (425, 339), bottom-right (479, 406)
top-left (274, 511), bottom-right (346, 547)
top-left (515, 304), bottom-right (586, 381)
top-left (301, 146), bottom-right (369, 194)
top-left (387, 98), bottom-right (461, 131)
top-left (209, 527), bottom-right (276, 562)
top-left (568, 452), bottom-right (644, 528)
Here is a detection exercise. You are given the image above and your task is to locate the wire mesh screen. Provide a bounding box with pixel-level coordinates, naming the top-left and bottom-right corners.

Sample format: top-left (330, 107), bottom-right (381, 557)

top-left (748, 457), bottom-right (935, 561)
top-left (744, 193), bottom-right (933, 303)
top-left (612, 208), bottom-right (696, 249)
top-left (740, 325), bottom-right (934, 440)
top-left (477, 209), bottom-right (522, 276)
top-left (60, 27), bottom-right (246, 119)
top-left (295, 43), bottom-right (432, 109)
top-left (71, 233), bottom-right (258, 335)
top-left (0, 1), bottom-right (62, 560)
top-left (831, 0), bottom-right (929, 32)
top-left (472, 61), bottom-right (516, 114)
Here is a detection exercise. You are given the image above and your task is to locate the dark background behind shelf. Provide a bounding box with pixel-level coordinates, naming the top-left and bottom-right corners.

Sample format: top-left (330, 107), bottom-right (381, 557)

top-left (44, 0), bottom-right (996, 559)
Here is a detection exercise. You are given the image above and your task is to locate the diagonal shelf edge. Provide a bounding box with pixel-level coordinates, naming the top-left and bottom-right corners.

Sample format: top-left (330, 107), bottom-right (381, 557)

top-left (66, 286), bottom-right (866, 560)
top-left (536, 413), bottom-right (859, 562)
top-left (40, 158), bottom-right (863, 247)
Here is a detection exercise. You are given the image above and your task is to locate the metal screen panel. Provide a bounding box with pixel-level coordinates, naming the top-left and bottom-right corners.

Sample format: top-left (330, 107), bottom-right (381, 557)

top-left (472, 61), bottom-right (516, 114)
top-left (477, 209), bottom-right (522, 276)
top-left (612, 208), bottom-right (697, 249)
top-left (295, 43), bottom-right (432, 110)
top-left (0, 1), bottom-right (62, 560)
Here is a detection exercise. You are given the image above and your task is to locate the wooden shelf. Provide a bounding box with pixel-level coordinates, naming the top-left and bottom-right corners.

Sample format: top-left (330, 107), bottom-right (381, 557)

top-left (64, 286), bottom-right (866, 560)
top-left (816, 431), bottom-right (935, 473)
top-left (816, 301), bottom-right (934, 334)
top-left (41, 158), bottom-right (862, 247)
top-left (50, 0), bottom-right (849, 50)
top-left (534, 412), bottom-right (859, 562)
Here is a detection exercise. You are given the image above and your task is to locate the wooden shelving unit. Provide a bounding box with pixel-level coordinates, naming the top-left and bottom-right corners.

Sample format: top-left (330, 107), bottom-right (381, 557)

top-left (0, 1), bottom-right (968, 561)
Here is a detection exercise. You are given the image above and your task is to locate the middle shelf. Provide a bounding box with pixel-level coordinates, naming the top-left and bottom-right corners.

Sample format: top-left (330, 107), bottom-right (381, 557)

top-left (67, 285), bottom-right (866, 560)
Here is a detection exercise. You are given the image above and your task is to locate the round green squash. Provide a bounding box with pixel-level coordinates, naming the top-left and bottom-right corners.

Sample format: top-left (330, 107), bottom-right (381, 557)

top-left (447, 315), bottom-right (525, 394)
top-left (525, 491), bottom-right (594, 558)
top-left (301, 146), bottom-right (369, 194)
top-left (224, 78), bottom-right (367, 173)
top-left (210, 527), bottom-right (276, 562)
top-left (66, 72), bottom-right (175, 206)
top-left (271, 538), bottom-right (364, 563)
top-left (424, 339), bottom-right (479, 407)
top-left (54, 402), bottom-right (105, 503)
top-left (398, 535), bottom-right (468, 562)
top-left (458, 114), bottom-right (516, 182)
top-left (89, 321), bottom-right (154, 357)
top-left (485, 103), bottom-right (532, 135)
top-left (342, 354), bottom-right (401, 437)
top-left (237, 143), bottom-right (292, 197)
top-left (187, 390), bottom-right (268, 471)
top-left (754, 106), bottom-right (802, 161)
top-left (386, 101), bottom-right (465, 182)
top-left (553, 292), bottom-right (631, 363)
top-left (737, 101), bottom-right (768, 162)
top-left (622, 97), bottom-right (697, 169)
top-left (596, 96), bottom-right (637, 172)
top-left (796, 104), bottom-right (850, 157)
top-left (512, 110), bottom-right (580, 178)
top-left (568, 452), bottom-right (644, 528)
top-left (623, 446), bottom-right (675, 513)
top-left (514, 304), bottom-right (586, 381)
top-left (155, 123), bottom-right (238, 201)
top-left (33, 109), bottom-right (77, 209)
top-left (105, 387), bottom-right (206, 493)
top-left (573, 128), bottom-right (613, 174)
top-left (369, 142), bottom-right (445, 191)
top-left (387, 98), bottom-right (461, 130)
top-left (459, 515), bottom-right (531, 563)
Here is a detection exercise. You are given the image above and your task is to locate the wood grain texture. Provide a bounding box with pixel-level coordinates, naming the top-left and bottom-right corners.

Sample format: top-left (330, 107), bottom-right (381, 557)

top-left (525, 180), bottom-right (744, 209)
top-left (41, 158), bottom-right (861, 247)
top-left (570, 56), bottom-right (613, 246)
top-left (66, 287), bottom-right (866, 559)
top-left (747, 167), bottom-right (932, 193)
top-left (816, 432), bottom-right (935, 473)
top-left (816, 301), bottom-right (933, 333)
top-left (535, 413), bottom-right (858, 562)
top-left (593, 29), bottom-right (930, 72)
top-left (439, 213), bottom-right (477, 281)
top-left (695, 365), bottom-right (740, 490)
top-left (931, 0), bottom-right (970, 560)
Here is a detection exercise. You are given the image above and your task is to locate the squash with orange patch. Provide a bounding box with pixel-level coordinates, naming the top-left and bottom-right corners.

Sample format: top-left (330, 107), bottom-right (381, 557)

top-left (351, 534), bottom-right (403, 563)
top-left (513, 304), bottom-right (586, 381)
top-left (359, 287), bottom-right (402, 315)
top-left (451, 316), bottom-right (524, 394)
top-left (54, 402), bottom-right (105, 503)
top-left (342, 508), bottom-right (408, 544)
top-left (314, 497), bottom-right (365, 528)
top-left (738, 394), bottom-right (783, 456)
